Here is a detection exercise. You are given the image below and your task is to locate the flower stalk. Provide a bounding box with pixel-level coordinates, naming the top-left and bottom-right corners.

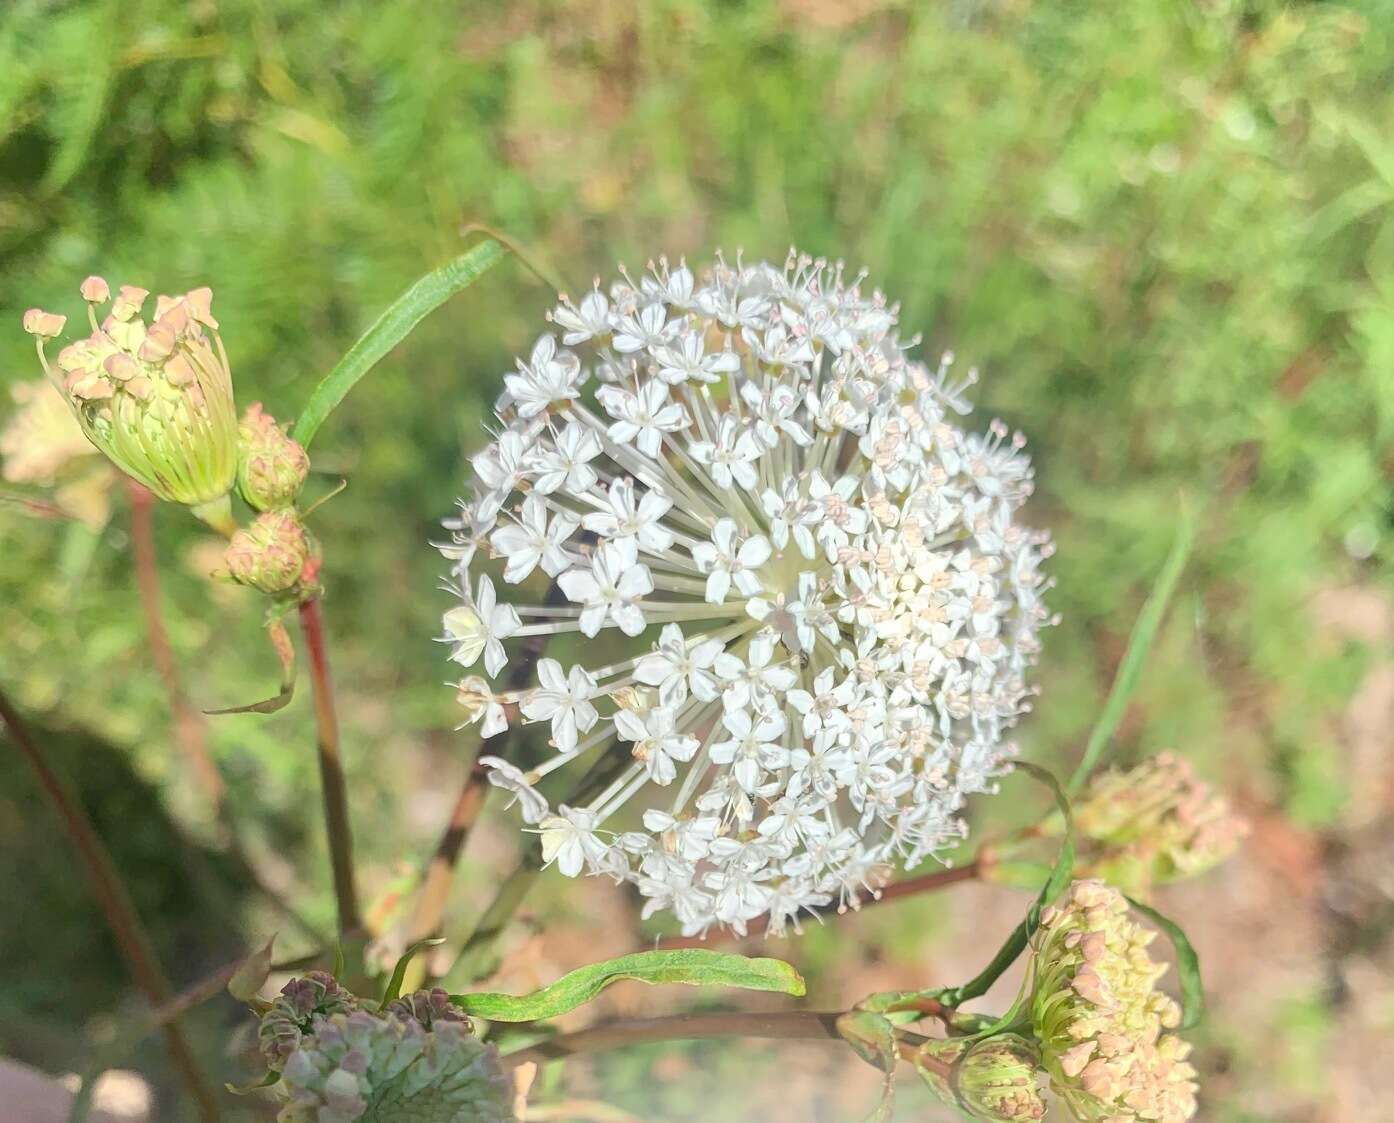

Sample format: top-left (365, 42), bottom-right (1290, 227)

top-left (299, 597), bottom-right (364, 951)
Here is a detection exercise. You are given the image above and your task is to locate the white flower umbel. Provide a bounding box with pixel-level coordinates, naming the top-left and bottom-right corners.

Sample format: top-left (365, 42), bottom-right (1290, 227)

top-left (439, 251), bottom-right (1053, 937)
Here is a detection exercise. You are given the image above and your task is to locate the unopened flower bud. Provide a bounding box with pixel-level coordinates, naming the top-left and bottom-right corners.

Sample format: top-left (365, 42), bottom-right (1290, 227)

top-left (237, 402), bottom-right (310, 510)
top-left (913, 1035), bottom-right (1045, 1122)
top-left (225, 510), bottom-right (319, 597)
top-left (1072, 752), bottom-right (1249, 897)
top-left (956, 1036), bottom-right (1046, 1122)
top-left (23, 309), bottom-right (66, 338)
top-left (80, 276), bottom-right (111, 304)
top-left (23, 279), bottom-right (239, 512)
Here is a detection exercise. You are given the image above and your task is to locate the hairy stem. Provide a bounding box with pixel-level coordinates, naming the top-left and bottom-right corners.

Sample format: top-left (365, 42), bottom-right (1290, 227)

top-left (298, 597), bottom-right (363, 943)
top-left (0, 686), bottom-right (223, 1122)
top-left (656, 860), bottom-right (982, 950)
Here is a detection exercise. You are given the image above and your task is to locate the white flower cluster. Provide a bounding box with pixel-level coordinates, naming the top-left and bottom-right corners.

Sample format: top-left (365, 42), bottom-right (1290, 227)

top-left (439, 251), bottom-right (1053, 937)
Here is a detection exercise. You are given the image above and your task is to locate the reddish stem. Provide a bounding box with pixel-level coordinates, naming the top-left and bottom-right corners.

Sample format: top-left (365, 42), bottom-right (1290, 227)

top-left (298, 597), bottom-right (362, 940)
top-left (127, 480), bottom-right (225, 807)
top-left (0, 687), bottom-right (223, 1121)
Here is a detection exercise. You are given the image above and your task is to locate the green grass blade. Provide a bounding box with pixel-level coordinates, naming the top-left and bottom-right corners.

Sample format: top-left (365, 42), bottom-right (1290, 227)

top-left (292, 239), bottom-right (507, 448)
top-left (1067, 511), bottom-right (1195, 796)
top-left (451, 949), bottom-right (805, 1022)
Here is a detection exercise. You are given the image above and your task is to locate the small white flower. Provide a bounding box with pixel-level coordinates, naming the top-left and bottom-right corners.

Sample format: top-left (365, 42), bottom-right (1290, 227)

top-left (655, 330), bottom-right (741, 386)
top-left (691, 518), bottom-right (770, 603)
top-left (490, 493), bottom-right (579, 583)
top-left (689, 415), bottom-right (761, 489)
top-left (710, 707), bottom-right (787, 793)
top-left (551, 288), bottom-right (611, 346)
top-left (520, 659), bottom-right (599, 751)
top-left (503, 334), bottom-right (583, 417)
top-left (581, 477), bottom-right (674, 552)
top-left (715, 633), bottom-right (797, 712)
top-left (614, 705), bottom-right (699, 785)
top-left (478, 756), bottom-right (549, 823)
top-left (539, 805), bottom-right (610, 877)
top-left (533, 422), bottom-right (603, 494)
top-left (442, 575), bottom-right (519, 677)
top-left (612, 303), bottom-right (677, 353)
top-left (634, 623), bottom-right (723, 706)
top-left (455, 677), bottom-right (509, 739)
top-left (597, 379), bottom-right (689, 456)
top-left (556, 538), bottom-right (653, 636)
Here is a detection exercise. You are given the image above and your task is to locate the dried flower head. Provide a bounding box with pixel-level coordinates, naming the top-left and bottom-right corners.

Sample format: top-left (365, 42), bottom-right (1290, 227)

top-left (1072, 753), bottom-right (1249, 897)
top-left (260, 981), bottom-right (513, 1123)
top-left (1030, 880), bottom-right (1198, 1123)
top-left (238, 402), bottom-right (311, 511)
top-left (225, 509), bottom-right (320, 598)
top-left (439, 250), bottom-right (1053, 936)
top-left (24, 278), bottom-right (238, 513)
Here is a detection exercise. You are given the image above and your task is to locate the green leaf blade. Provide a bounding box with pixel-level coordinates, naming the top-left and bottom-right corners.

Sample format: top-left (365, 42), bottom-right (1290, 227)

top-left (451, 949), bottom-right (805, 1022)
top-left (1128, 897), bottom-right (1205, 1030)
top-left (292, 239), bottom-right (507, 449)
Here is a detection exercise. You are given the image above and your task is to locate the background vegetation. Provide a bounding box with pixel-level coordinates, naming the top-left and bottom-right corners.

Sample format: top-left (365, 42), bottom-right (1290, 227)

top-left (2, 1), bottom-right (1390, 1120)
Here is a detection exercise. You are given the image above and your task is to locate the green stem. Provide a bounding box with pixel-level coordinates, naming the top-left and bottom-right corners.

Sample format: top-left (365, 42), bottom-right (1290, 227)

top-left (0, 686), bottom-right (223, 1122)
top-left (189, 493), bottom-right (237, 537)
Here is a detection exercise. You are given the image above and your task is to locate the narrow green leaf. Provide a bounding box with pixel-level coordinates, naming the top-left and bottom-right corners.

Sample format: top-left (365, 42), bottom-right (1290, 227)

top-left (205, 617), bottom-right (295, 715)
top-left (935, 762), bottom-right (1074, 1008)
top-left (1128, 898), bottom-right (1205, 1030)
top-left (1067, 511), bottom-right (1194, 796)
top-left (292, 239), bottom-right (506, 448)
top-left (228, 933), bottom-right (278, 1002)
top-left (381, 937), bottom-right (445, 1006)
top-left (451, 949), bottom-right (805, 1022)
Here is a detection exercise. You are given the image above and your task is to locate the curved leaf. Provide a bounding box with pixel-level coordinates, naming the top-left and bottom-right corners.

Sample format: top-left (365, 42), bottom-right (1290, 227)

top-left (451, 949), bottom-right (805, 1023)
top-left (1128, 897), bottom-right (1205, 1029)
top-left (292, 239), bottom-right (506, 448)
top-left (380, 937), bottom-right (445, 1005)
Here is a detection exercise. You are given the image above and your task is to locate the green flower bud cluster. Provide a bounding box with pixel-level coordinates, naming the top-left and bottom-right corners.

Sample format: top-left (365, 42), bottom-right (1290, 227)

top-left (24, 278), bottom-right (238, 514)
top-left (259, 977), bottom-right (513, 1123)
top-left (915, 1032), bottom-right (1047, 1122)
top-left (1072, 753), bottom-right (1248, 898)
top-left (238, 402), bottom-right (310, 511)
top-left (1030, 880), bottom-right (1198, 1123)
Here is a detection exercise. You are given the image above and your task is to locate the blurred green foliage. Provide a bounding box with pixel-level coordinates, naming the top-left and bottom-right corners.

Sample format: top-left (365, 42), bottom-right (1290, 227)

top-left (2, 0), bottom-right (1391, 1119)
